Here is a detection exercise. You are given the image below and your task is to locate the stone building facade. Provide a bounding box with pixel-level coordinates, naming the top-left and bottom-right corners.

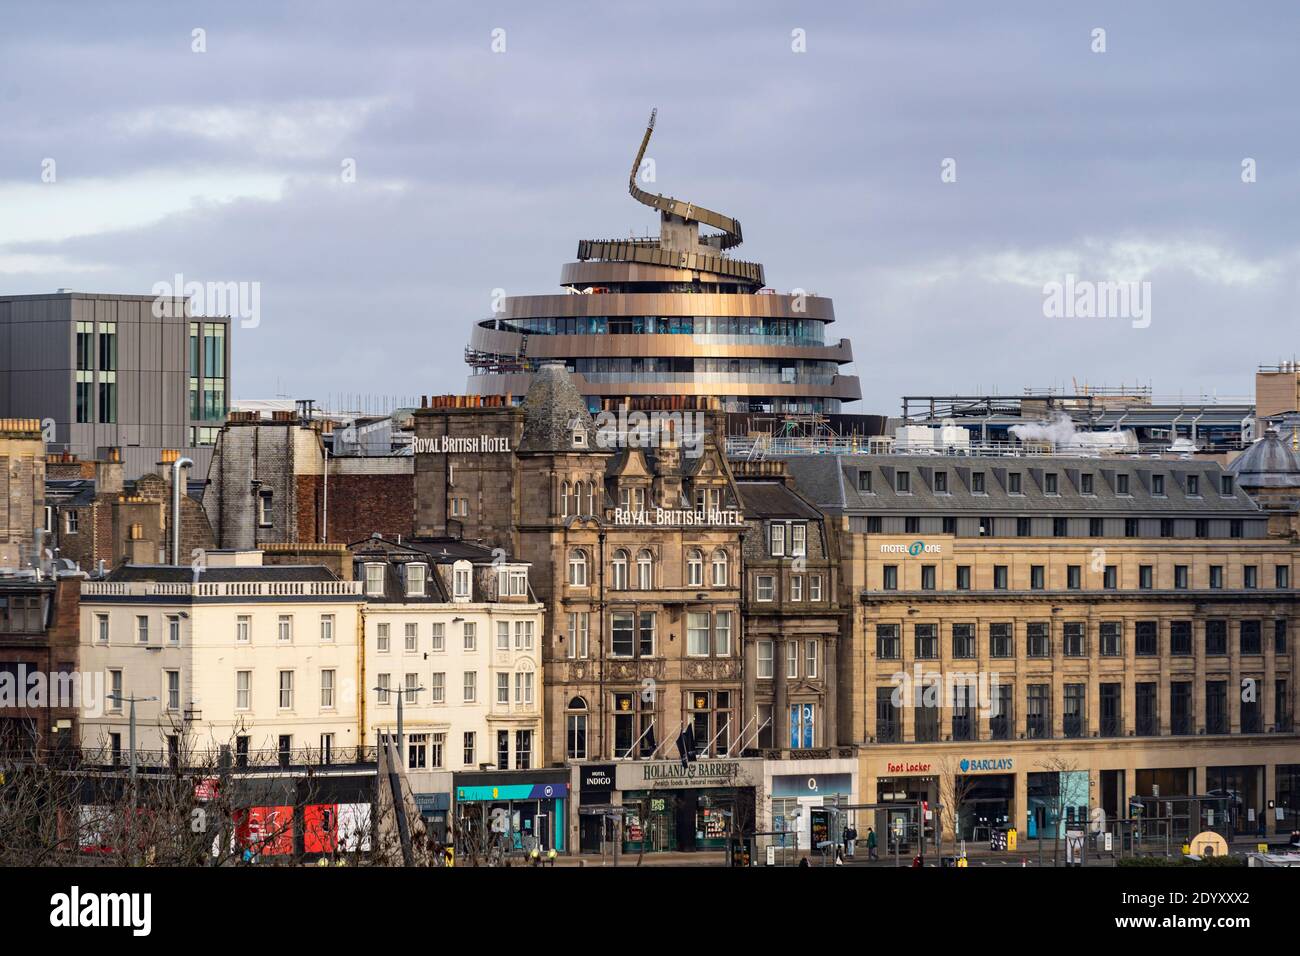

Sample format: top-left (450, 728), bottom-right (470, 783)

top-left (46, 450), bottom-right (215, 570)
top-left (413, 365), bottom-right (748, 767)
top-left (203, 410), bottom-right (413, 549)
top-left (786, 452), bottom-right (1300, 839)
top-left (0, 575), bottom-right (80, 760)
top-left (0, 419), bottom-right (45, 570)
top-left (733, 460), bottom-right (844, 757)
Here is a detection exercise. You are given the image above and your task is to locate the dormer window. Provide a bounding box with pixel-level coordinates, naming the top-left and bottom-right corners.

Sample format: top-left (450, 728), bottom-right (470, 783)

top-left (496, 564), bottom-right (529, 598)
top-left (452, 560), bottom-right (472, 601)
top-left (933, 471), bottom-right (948, 493)
top-left (364, 563), bottom-right (385, 597)
top-left (510, 568), bottom-right (528, 596)
top-left (1151, 473), bottom-right (1165, 496)
top-left (571, 425), bottom-right (587, 448)
top-left (970, 472), bottom-right (985, 494)
top-left (1220, 474), bottom-right (1234, 496)
top-left (1044, 473), bottom-right (1058, 495)
top-left (895, 471), bottom-right (911, 494)
top-left (770, 523), bottom-right (786, 557)
top-left (404, 563), bottom-right (427, 598)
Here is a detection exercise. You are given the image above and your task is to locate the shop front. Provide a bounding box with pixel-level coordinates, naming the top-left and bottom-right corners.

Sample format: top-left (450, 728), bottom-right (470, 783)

top-left (875, 760), bottom-right (940, 850)
top-left (955, 769), bottom-right (1015, 843)
top-left (1206, 764), bottom-right (1266, 835)
top-left (576, 763), bottom-right (618, 853)
top-left (615, 759), bottom-right (762, 853)
top-left (765, 758), bottom-right (858, 852)
top-left (452, 770), bottom-right (568, 854)
top-left (1026, 770), bottom-right (1089, 840)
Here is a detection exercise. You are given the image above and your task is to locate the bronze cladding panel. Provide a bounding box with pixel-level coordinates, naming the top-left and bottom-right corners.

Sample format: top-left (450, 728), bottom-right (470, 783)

top-left (464, 371), bottom-right (863, 401)
top-left (498, 292), bottom-right (835, 322)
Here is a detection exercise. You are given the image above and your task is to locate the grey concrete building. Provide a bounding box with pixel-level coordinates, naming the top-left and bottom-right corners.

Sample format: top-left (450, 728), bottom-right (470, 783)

top-left (0, 291), bottom-right (230, 478)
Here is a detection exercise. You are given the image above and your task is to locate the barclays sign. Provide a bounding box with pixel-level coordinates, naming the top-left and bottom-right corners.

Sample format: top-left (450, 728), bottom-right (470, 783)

top-left (958, 757), bottom-right (1014, 773)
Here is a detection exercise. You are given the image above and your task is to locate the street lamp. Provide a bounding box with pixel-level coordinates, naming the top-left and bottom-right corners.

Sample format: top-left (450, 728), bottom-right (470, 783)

top-left (105, 693), bottom-right (159, 786)
top-left (374, 683), bottom-right (424, 757)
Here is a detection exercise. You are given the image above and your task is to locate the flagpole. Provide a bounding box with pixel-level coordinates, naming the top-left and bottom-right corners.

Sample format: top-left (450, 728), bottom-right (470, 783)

top-left (728, 712), bottom-right (759, 755)
top-left (622, 719), bottom-right (657, 761)
top-left (702, 718), bottom-right (730, 758)
top-left (731, 716), bottom-right (771, 757)
top-left (650, 723), bottom-right (691, 759)
top-left (725, 715), bottom-right (757, 757)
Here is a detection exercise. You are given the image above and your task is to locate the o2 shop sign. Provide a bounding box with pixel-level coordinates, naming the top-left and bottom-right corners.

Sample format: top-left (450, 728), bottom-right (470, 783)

top-left (959, 757), bottom-right (1014, 774)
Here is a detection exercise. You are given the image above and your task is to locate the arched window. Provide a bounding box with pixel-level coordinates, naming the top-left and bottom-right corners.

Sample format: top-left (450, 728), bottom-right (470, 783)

top-left (570, 482), bottom-right (582, 517)
top-left (687, 548), bottom-right (704, 587)
top-left (560, 481), bottom-right (570, 518)
top-left (566, 696), bottom-right (588, 759)
top-left (611, 549), bottom-right (629, 590)
top-left (636, 549), bottom-right (653, 590)
top-left (568, 549), bottom-right (588, 587)
top-left (586, 481), bottom-right (596, 516)
top-left (712, 549), bottom-right (728, 587)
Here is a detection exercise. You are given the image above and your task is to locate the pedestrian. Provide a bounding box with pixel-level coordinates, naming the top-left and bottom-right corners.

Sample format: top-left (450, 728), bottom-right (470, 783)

top-left (866, 826), bottom-right (879, 861)
top-left (845, 825), bottom-right (857, 859)
top-left (798, 856), bottom-right (810, 868)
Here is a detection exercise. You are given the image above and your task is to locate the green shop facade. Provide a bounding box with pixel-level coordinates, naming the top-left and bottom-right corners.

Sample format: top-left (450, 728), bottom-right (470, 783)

top-left (573, 758), bottom-right (763, 854)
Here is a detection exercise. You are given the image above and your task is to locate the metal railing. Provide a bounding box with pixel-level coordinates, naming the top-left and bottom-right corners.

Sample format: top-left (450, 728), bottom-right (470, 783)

top-left (726, 435), bottom-right (1251, 460)
top-left (75, 743), bottom-right (379, 770)
top-left (83, 580), bottom-right (363, 598)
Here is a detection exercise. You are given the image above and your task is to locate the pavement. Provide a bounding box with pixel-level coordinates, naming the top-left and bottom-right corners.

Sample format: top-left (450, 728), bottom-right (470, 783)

top-left (542, 835), bottom-right (1293, 867)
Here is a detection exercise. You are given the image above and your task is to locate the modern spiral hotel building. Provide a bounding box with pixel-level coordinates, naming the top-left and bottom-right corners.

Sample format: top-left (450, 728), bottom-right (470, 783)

top-left (463, 111), bottom-right (861, 416)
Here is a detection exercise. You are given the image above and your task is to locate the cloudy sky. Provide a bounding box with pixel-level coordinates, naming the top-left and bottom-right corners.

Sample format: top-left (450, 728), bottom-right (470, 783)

top-left (2, 1), bottom-right (1296, 415)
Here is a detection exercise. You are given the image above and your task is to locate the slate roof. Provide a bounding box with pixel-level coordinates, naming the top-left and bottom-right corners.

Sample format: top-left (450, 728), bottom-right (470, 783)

top-left (518, 362), bottom-right (599, 453)
top-left (108, 564), bottom-right (341, 583)
top-left (735, 480), bottom-right (822, 519)
top-left (784, 454), bottom-right (1263, 516)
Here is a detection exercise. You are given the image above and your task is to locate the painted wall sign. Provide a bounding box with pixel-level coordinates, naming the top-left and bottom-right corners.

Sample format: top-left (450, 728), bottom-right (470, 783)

top-left (612, 508), bottom-right (744, 527)
top-left (413, 435), bottom-right (511, 454)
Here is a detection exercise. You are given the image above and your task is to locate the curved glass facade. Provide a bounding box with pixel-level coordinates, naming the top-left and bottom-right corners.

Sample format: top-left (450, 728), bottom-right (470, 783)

top-left (494, 315), bottom-right (826, 345)
top-left (463, 146), bottom-right (859, 414)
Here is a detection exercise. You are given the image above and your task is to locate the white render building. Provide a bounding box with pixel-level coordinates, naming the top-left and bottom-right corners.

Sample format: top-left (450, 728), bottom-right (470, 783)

top-left (350, 537), bottom-right (545, 775)
top-left (78, 550), bottom-right (365, 767)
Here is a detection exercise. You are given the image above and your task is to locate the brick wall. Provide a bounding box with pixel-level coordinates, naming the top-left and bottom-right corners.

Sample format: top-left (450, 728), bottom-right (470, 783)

top-left (296, 473), bottom-right (414, 545)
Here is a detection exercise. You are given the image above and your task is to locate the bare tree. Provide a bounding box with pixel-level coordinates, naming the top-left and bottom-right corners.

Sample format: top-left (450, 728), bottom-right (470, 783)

top-left (934, 754), bottom-right (978, 857)
top-left (1036, 756), bottom-right (1083, 866)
